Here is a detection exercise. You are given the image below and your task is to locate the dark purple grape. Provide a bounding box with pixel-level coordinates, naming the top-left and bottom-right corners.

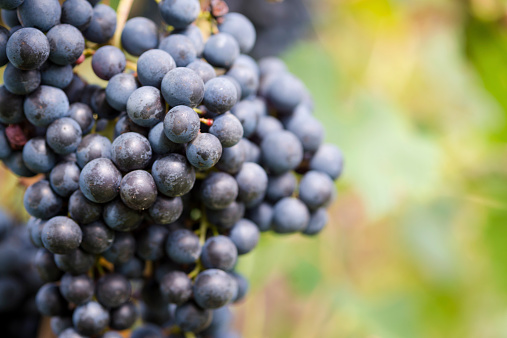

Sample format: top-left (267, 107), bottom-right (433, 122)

top-left (121, 17), bottom-right (159, 56)
top-left (92, 45), bottom-right (126, 80)
top-left (47, 24), bottom-right (85, 65)
top-left (159, 271), bottom-right (192, 305)
top-left (120, 170), bottom-right (157, 211)
top-left (79, 158), bottom-right (122, 203)
top-left (80, 221), bottom-right (114, 254)
top-left (193, 269), bottom-right (235, 309)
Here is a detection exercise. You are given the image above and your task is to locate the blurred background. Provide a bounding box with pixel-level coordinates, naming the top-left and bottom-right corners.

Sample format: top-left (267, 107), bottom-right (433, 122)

top-left (5, 0), bottom-right (507, 337)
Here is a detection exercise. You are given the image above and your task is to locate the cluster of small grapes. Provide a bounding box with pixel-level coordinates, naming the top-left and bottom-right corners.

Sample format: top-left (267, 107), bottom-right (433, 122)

top-left (0, 210), bottom-right (42, 338)
top-left (0, 0), bottom-right (343, 337)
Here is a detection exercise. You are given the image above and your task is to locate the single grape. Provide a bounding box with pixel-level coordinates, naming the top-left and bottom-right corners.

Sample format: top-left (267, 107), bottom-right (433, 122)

top-left (120, 170), bottom-right (157, 211)
top-left (102, 232), bottom-right (135, 264)
top-left (111, 132), bottom-right (152, 172)
top-left (76, 134), bottom-right (112, 168)
top-left (61, 0), bottom-right (93, 31)
top-left (46, 117), bottom-right (83, 155)
top-left (79, 158), bottom-right (122, 203)
top-left (83, 4), bottom-right (117, 44)
top-left (110, 301), bottom-right (138, 330)
top-left (266, 171), bottom-right (297, 203)
top-left (148, 122), bottom-right (183, 155)
top-left (266, 73), bottom-right (305, 113)
top-left (216, 142), bottom-right (245, 174)
top-left (58, 327), bottom-right (87, 338)
top-left (4, 151), bottom-right (36, 177)
top-left (203, 77), bottom-right (238, 114)
top-left (23, 180), bottom-right (62, 219)
top-left (203, 33), bottom-right (240, 69)
top-left (49, 161), bottom-right (81, 197)
top-left (229, 271), bottom-right (248, 302)
top-left (299, 170), bottom-right (334, 210)
top-left (137, 225), bottom-right (169, 261)
top-left (90, 88), bottom-right (121, 120)
top-left (59, 273), bottom-right (94, 305)
top-left (261, 130), bottom-right (303, 174)
top-left (68, 103), bottom-right (95, 134)
top-left (165, 228), bottom-right (201, 264)
top-left (175, 302), bottom-right (212, 333)
top-left (80, 221), bottom-right (115, 254)
top-left (186, 133), bottom-right (222, 170)
top-left (64, 74), bottom-right (87, 104)
top-left (161, 67), bottom-right (204, 108)
top-left (159, 34), bottom-right (196, 67)
top-left (151, 153), bottom-right (196, 197)
top-left (259, 57), bottom-right (287, 78)
top-left (177, 24), bottom-right (204, 55)
top-left (201, 236), bottom-right (238, 271)
top-left (35, 283), bottom-right (67, 316)
top-left (218, 13), bottom-right (256, 54)
top-left (240, 138), bottom-right (261, 163)
top-left (40, 62), bottom-right (73, 89)
top-left (226, 64), bottom-right (259, 99)
top-left (72, 301), bottom-right (110, 336)
top-left (28, 217), bottom-right (46, 248)
top-left (193, 269), bottom-right (235, 309)
top-left (137, 49), bottom-right (175, 88)
top-left (92, 45), bottom-right (126, 80)
top-left (35, 248), bottom-right (63, 282)
top-left (209, 112), bottom-right (243, 147)
top-left (309, 143), bottom-right (344, 180)
top-left (303, 207), bottom-right (328, 236)
top-left (17, 0), bottom-right (60, 32)
top-left (148, 195), bottom-right (183, 225)
top-left (229, 219), bottom-right (260, 255)
top-left (286, 114), bottom-right (324, 153)
top-left (68, 190), bottom-right (102, 225)
top-left (158, 0), bottom-right (200, 29)
top-left (235, 162), bottom-right (268, 208)
top-left (272, 197), bottom-right (310, 234)
top-left (3, 62), bottom-right (41, 94)
top-left (233, 54), bottom-right (259, 76)
top-left (6, 27), bottom-right (49, 69)
top-left (201, 306), bottom-right (232, 337)
top-left (106, 73), bottom-right (138, 111)
top-left (247, 201), bottom-right (273, 232)
top-left (103, 198), bottom-right (143, 232)
top-left (41, 216), bottom-right (82, 254)
top-left (121, 17), bottom-right (159, 56)
top-left (230, 100), bottom-right (259, 138)
top-left (126, 86), bottom-right (165, 128)
top-left (24, 85), bottom-right (70, 127)
top-left (96, 273), bottom-right (131, 308)
top-left (159, 271), bottom-right (192, 305)
top-left (255, 115), bottom-right (283, 141)
top-left (50, 316), bottom-right (72, 336)
top-left (207, 201), bottom-right (245, 230)
top-left (22, 137), bottom-right (57, 174)
top-left (187, 59), bottom-right (216, 83)
top-left (163, 105), bottom-right (200, 143)
top-left (47, 24), bottom-right (85, 65)
top-left (200, 172), bottom-right (238, 210)
top-left (54, 248), bottom-right (95, 275)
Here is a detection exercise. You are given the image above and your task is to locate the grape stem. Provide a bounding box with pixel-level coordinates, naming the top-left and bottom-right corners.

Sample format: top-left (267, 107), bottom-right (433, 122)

top-left (113, 0), bottom-right (134, 48)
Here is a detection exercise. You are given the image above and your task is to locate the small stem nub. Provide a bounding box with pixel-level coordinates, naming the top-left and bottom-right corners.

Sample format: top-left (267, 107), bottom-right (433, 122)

top-left (199, 118), bottom-right (214, 127)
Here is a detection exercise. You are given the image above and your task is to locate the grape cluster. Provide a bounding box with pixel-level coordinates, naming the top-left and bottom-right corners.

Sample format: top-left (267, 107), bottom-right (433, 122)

top-left (0, 210), bottom-right (42, 338)
top-left (0, 0), bottom-right (343, 336)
